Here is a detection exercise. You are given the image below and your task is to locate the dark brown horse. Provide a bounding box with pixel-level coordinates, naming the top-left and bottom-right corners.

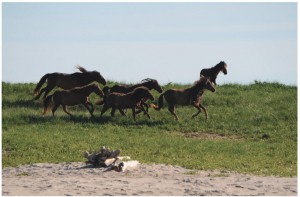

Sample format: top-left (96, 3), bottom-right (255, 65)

top-left (98, 78), bottom-right (163, 114)
top-left (108, 78), bottom-right (163, 94)
top-left (200, 61), bottom-right (227, 85)
top-left (100, 87), bottom-right (154, 121)
top-left (34, 65), bottom-right (106, 100)
top-left (43, 84), bottom-right (104, 118)
top-left (151, 76), bottom-right (215, 121)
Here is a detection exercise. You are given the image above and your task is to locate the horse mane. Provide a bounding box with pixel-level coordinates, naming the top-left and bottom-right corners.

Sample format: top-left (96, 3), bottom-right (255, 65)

top-left (76, 65), bottom-right (88, 73)
top-left (192, 76), bottom-right (207, 88)
top-left (213, 61), bottom-right (226, 70)
top-left (141, 78), bottom-right (157, 84)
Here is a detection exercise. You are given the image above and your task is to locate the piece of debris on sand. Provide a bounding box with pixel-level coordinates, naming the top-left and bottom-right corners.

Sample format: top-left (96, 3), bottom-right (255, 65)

top-left (83, 146), bottom-right (139, 172)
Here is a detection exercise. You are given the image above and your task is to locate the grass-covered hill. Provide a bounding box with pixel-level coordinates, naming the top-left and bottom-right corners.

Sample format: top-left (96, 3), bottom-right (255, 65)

top-left (2, 81), bottom-right (297, 176)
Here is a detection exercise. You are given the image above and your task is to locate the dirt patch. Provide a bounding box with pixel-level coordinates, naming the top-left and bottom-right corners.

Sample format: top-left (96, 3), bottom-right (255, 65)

top-left (181, 132), bottom-right (242, 140)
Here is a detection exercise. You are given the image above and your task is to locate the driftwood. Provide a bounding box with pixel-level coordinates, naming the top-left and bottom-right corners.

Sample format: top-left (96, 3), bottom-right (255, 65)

top-left (83, 146), bottom-right (139, 172)
top-left (83, 146), bottom-right (121, 167)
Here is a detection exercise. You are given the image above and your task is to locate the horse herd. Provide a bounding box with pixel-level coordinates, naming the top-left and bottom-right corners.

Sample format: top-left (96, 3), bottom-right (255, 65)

top-left (34, 61), bottom-right (227, 121)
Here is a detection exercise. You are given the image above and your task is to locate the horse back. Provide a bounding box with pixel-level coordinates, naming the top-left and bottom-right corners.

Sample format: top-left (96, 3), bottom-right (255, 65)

top-left (110, 85), bottom-right (132, 93)
top-left (52, 88), bottom-right (88, 106)
top-left (56, 72), bottom-right (95, 89)
top-left (164, 89), bottom-right (191, 105)
top-left (106, 92), bottom-right (132, 109)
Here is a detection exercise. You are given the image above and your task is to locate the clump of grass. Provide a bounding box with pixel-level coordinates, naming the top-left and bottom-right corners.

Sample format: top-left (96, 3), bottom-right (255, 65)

top-left (16, 172), bottom-right (30, 176)
top-left (2, 82), bottom-right (297, 177)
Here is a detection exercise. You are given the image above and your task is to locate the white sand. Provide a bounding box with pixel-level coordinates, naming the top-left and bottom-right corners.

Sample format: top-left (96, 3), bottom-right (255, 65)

top-left (2, 162), bottom-right (297, 196)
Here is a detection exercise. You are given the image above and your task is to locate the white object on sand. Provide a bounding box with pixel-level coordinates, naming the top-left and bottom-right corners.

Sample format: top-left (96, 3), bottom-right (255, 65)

top-left (118, 160), bottom-right (140, 172)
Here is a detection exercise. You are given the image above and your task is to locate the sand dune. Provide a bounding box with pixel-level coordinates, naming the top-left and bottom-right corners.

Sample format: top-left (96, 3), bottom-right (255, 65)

top-left (2, 162), bottom-right (297, 196)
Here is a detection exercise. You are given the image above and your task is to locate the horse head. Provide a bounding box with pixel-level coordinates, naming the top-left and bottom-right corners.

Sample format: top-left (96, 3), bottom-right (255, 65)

top-left (102, 86), bottom-right (110, 95)
top-left (94, 71), bottom-right (107, 85)
top-left (220, 61), bottom-right (227, 75)
top-left (141, 78), bottom-right (163, 93)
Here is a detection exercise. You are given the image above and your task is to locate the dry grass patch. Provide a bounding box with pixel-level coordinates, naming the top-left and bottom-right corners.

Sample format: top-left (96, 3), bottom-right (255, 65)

top-left (181, 132), bottom-right (242, 140)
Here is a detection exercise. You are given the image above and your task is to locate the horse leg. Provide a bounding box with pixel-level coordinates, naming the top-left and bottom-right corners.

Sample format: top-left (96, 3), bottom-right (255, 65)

top-left (62, 105), bottom-right (73, 117)
top-left (34, 86), bottom-right (48, 100)
top-left (132, 107), bottom-right (136, 121)
top-left (51, 103), bottom-right (60, 117)
top-left (199, 103), bottom-right (208, 119)
top-left (118, 108), bottom-right (126, 116)
top-left (144, 102), bottom-right (149, 113)
top-left (42, 84), bottom-right (55, 99)
top-left (141, 101), bottom-right (149, 113)
top-left (84, 102), bottom-right (95, 118)
top-left (134, 104), bottom-right (144, 114)
top-left (138, 102), bottom-right (149, 115)
top-left (100, 104), bottom-right (110, 117)
top-left (111, 107), bottom-right (116, 117)
top-left (140, 104), bottom-right (150, 119)
top-left (192, 102), bottom-right (201, 118)
top-left (168, 105), bottom-right (179, 121)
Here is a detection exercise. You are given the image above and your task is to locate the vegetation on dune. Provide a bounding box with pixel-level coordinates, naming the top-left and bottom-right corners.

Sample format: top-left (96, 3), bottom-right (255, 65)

top-left (2, 81), bottom-right (297, 177)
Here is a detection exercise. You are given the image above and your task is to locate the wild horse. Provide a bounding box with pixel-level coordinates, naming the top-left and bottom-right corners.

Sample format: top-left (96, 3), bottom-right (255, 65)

top-left (34, 65), bottom-right (106, 100)
top-left (200, 61), bottom-right (227, 85)
top-left (43, 84), bottom-right (104, 118)
top-left (151, 76), bottom-right (215, 121)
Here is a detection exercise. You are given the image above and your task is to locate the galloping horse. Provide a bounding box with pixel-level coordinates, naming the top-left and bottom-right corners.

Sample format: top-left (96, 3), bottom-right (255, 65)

top-left (98, 78), bottom-right (163, 113)
top-left (200, 61), bottom-right (227, 85)
top-left (34, 65), bottom-right (106, 100)
top-left (43, 84), bottom-right (104, 118)
top-left (151, 76), bottom-right (215, 121)
top-left (100, 87), bottom-right (154, 121)
top-left (108, 78), bottom-right (163, 94)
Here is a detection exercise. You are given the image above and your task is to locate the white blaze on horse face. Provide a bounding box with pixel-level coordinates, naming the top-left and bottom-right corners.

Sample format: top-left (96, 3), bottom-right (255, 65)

top-left (223, 64), bottom-right (228, 74)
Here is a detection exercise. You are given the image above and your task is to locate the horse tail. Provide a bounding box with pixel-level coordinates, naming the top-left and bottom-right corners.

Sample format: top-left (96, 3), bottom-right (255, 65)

top-left (43, 94), bottom-right (54, 115)
top-left (76, 65), bottom-right (88, 73)
top-left (34, 74), bottom-right (50, 96)
top-left (150, 92), bottom-right (165, 110)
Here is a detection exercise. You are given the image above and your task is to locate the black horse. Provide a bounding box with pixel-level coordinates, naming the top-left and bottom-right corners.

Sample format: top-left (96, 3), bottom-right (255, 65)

top-left (200, 61), bottom-right (227, 85)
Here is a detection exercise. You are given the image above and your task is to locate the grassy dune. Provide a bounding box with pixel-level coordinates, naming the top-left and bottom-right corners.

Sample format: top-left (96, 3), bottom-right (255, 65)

top-left (2, 81), bottom-right (297, 176)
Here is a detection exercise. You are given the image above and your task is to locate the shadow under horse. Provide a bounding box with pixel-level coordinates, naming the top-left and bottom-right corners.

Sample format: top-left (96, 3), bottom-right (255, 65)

top-left (34, 65), bottom-right (106, 100)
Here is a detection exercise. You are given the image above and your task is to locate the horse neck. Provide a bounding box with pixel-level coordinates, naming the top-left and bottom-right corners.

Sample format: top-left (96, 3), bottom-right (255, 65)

top-left (212, 63), bottom-right (223, 74)
top-left (190, 83), bottom-right (205, 96)
top-left (141, 81), bottom-right (153, 90)
top-left (89, 72), bottom-right (99, 81)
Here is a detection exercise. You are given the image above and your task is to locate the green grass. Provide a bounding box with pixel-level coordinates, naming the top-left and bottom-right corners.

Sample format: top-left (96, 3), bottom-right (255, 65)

top-left (2, 81), bottom-right (297, 177)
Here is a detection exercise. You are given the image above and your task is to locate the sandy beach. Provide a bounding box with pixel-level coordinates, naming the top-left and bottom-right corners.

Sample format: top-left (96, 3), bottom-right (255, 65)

top-left (2, 162), bottom-right (297, 196)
